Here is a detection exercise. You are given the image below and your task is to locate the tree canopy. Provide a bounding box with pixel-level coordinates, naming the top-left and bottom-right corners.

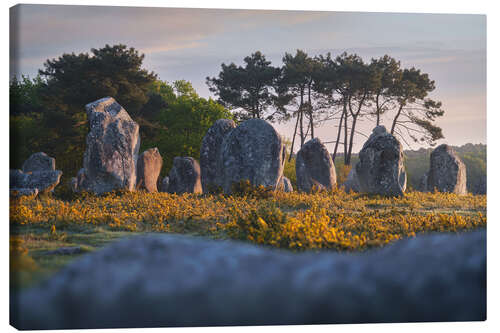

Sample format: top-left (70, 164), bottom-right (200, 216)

top-left (10, 44), bottom-right (233, 179)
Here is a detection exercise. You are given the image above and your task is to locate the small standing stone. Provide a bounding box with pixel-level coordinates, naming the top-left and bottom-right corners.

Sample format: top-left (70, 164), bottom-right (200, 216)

top-left (423, 144), bottom-right (467, 195)
top-left (353, 126), bottom-right (407, 196)
top-left (278, 176), bottom-right (294, 192)
top-left (136, 148), bottom-right (163, 193)
top-left (22, 152), bottom-right (55, 172)
top-left (296, 138), bottom-right (336, 192)
top-left (160, 176), bottom-right (170, 193)
top-left (167, 157), bottom-right (202, 194)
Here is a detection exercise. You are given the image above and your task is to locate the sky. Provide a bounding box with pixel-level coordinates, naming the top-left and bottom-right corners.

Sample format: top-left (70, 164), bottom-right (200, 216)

top-left (10, 4), bottom-right (486, 153)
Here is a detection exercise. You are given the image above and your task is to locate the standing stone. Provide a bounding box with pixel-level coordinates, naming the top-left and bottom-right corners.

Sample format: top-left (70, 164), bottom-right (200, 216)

top-left (342, 168), bottom-right (360, 192)
top-left (354, 126), bottom-right (406, 196)
top-left (424, 144), bottom-right (467, 195)
top-left (167, 157), bottom-right (202, 194)
top-left (22, 152), bottom-right (55, 172)
top-left (10, 152), bottom-right (63, 196)
top-left (160, 177), bottom-right (170, 193)
top-left (73, 97), bottom-right (140, 194)
top-left (217, 119), bottom-right (286, 194)
top-left (296, 138), bottom-right (336, 192)
top-left (278, 176), bottom-right (294, 192)
top-left (200, 119), bottom-right (236, 192)
top-left (136, 148), bottom-right (163, 193)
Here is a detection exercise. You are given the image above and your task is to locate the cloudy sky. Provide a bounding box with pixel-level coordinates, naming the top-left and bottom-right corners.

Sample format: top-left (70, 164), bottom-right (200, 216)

top-left (10, 4), bottom-right (486, 152)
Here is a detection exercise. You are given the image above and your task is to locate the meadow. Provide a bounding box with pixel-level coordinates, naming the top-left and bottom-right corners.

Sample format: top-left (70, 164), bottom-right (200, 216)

top-left (10, 187), bottom-right (486, 289)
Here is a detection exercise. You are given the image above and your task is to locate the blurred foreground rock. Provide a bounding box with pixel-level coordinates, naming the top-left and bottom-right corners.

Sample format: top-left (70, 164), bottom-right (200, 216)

top-left (11, 230), bottom-right (485, 329)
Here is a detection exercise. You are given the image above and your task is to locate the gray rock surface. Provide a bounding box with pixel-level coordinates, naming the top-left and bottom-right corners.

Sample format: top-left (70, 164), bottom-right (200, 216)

top-left (424, 144), bottom-right (467, 195)
top-left (342, 168), bottom-right (360, 192)
top-left (278, 176), bottom-right (294, 192)
top-left (217, 119), bottom-right (286, 194)
top-left (22, 152), bottom-right (55, 172)
top-left (10, 188), bottom-right (39, 198)
top-left (136, 148), bottom-right (163, 193)
top-left (72, 97), bottom-right (140, 194)
top-left (200, 119), bottom-right (236, 192)
top-left (167, 157), bottom-right (202, 194)
top-left (11, 230), bottom-right (486, 329)
top-left (296, 138), bottom-right (336, 192)
top-left (10, 168), bottom-right (62, 195)
top-left (354, 126), bottom-right (406, 196)
top-left (159, 176), bottom-right (170, 193)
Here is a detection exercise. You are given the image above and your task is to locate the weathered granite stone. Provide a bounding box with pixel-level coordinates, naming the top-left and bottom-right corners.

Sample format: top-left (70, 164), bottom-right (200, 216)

top-left (10, 188), bottom-right (39, 198)
top-left (167, 157), bottom-right (202, 194)
top-left (217, 119), bottom-right (286, 194)
top-left (136, 148), bottom-right (163, 193)
top-left (10, 168), bottom-right (62, 194)
top-left (342, 167), bottom-right (360, 192)
top-left (354, 126), bottom-right (406, 196)
top-left (278, 176), bottom-right (294, 192)
top-left (160, 176), bottom-right (170, 193)
top-left (73, 97), bottom-right (140, 194)
top-left (22, 152), bottom-right (55, 172)
top-left (200, 119), bottom-right (236, 192)
top-left (10, 230), bottom-right (486, 329)
top-left (424, 144), bottom-right (467, 195)
top-left (296, 138), bottom-right (336, 192)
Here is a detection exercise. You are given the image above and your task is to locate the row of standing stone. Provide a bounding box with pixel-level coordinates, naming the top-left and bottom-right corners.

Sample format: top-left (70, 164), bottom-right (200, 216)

top-left (10, 97), bottom-right (467, 197)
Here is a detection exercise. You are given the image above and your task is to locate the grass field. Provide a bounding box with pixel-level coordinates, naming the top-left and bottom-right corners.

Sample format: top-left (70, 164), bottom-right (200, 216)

top-left (10, 188), bottom-right (486, 289)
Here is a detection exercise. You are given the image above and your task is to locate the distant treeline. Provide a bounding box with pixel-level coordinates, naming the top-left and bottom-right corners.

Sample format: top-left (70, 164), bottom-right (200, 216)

top-left (333, 143), bottom-right (486, 194)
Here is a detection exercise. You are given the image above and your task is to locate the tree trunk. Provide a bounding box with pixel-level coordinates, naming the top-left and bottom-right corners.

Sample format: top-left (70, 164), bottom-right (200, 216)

top-left (331, 102), bottom-right (345, 163)
top-left (299, 87), bottom-right (305, 147)
top-left (288, 110), bottom-right (300, 162)
top-left (346, 114), bottom-right (358, 165)
top-left (390, 104), bottom-right (404, 134)
top-left (375, 93), bottom-right (380, 126)
top-left (343, 106), bottom-right (348, 165)
top-left (308, 81), bottom-right (314, 139)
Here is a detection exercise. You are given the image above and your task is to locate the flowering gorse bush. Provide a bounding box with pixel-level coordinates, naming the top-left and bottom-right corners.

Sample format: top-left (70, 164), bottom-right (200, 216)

top-left (10, 189), bottom-right (486, 251)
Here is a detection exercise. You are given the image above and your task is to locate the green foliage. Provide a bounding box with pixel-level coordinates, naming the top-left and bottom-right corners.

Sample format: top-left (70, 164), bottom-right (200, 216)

top-left (142, 80), bottom-right (233, 174)
top-left (283, 157), bottom-right (297, 189)
top-left (206, 51), bottom-right (281, 120)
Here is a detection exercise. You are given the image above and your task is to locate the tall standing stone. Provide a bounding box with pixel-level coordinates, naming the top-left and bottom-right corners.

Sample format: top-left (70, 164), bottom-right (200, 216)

top-left (354, 126), bottom-right (406, 196)
top-left (72, 97), bottom-right (140, 194)
top-left (136, 148), bottom-right (163, 193)
top-left (217, 119), bottom-right (286, 194)
top-left (167, 157), bottom-right (202, 194)
top-left (296, 138), bottom-right (336, 192)
top-left (200, 119), bottom-right (236, 192)
top-left (423, 144), bottom-right (467, 194)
